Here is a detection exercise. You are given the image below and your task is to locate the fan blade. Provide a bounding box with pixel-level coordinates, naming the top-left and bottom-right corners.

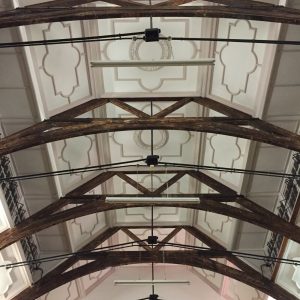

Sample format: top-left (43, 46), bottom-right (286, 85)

top-left (137, 298), bottom-right (149, 300)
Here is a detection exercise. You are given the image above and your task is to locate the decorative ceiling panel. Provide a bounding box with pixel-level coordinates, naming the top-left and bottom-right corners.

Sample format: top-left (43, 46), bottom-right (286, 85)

top-left (23, 20), bottom-right (92, 116)
top-left (66, 184), bottom-right (106, 250)
top-left (8, 146), bottom-right (57, 198)
top-left (116, 228), bottom-right (186, 252)
top-left (53, 133), bottom-right (100, 193)
top-left (222, 269), bottom-right (267, 300)
top-left (112, 173), bottom-right (192, 194)
top-left (80, 265), bottom-right (113, 296)
top-left (107, 101), bottom-right (200, 164)
top-left (97, 16), bottom-right (204, 94)
top-left (195, 211), bottom-right (236, 247)
top-left (39, 281), bottom-right (80, 300)
top-left (4, 1), bottom-right (299, 299)
top-left (67, 212), bottom-right (107, 250)
top-left (77, 240), bottom-right (114, 295)
top-left (202, 109), bottom-right (250, 190)
top-left (192, 266), bottom-right (224, 293)
top-left (210, 19), bottom-right (272, 113)
top-left (0, 246), bottom-right (31, 300)
top-left (115, 207), bottom-right (191, 225)
top-left (277, 241), bottom-right (300, 298)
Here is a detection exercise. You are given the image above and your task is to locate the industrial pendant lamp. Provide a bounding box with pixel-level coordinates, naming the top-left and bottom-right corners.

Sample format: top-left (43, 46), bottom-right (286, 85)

top-left (90, 59), bottom-right (215, 68)
top-left (91, 27), bottom-right (215, 68)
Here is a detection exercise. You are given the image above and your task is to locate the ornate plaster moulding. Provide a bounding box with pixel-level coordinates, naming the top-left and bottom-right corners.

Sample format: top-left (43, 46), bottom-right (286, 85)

top-left (0, 261), bottom-right (13, 296)
top-left (292, 257), bottom-right (300, 290)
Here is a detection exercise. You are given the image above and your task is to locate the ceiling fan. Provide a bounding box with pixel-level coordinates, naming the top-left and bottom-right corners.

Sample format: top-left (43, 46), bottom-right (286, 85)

top-left (137, 293), bottom-right (163, 300)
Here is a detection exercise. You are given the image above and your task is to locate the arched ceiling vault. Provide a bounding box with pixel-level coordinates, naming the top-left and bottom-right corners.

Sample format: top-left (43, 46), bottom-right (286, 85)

top-left (1, 0), bottom-right (300, 299)
top-left (1, 168), bottom-right (300, 250)
top-left (11, 227), bottom-right (298, 300)
top-left (2, 0), bottom-right (300, 28)
top-left (1, 96), bottom-right (300, 156)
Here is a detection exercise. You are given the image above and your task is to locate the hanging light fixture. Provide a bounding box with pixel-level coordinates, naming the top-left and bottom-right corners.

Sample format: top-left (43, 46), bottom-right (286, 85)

top-left (90, 59), bottom-right (215, 68)
top-left (105, 196), bottom-right (200, 203)
top-left (114, 280), bottom-right (190, 285)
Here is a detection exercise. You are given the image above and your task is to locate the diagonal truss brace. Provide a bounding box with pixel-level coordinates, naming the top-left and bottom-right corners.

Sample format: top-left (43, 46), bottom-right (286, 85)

top-left (0, 169), bottom-right (300, 250)
top-left (11, 228), bottom-right (298, 300)
top-left (1, 97), bottom-right (300, 156)
top-left (1, 0), bottom-right (300, 28)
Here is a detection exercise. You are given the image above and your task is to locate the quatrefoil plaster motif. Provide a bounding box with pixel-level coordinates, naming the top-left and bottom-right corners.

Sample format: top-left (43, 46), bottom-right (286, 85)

top-left (42, 22), bottom-right (81, 98)
top-left (219, 20), bottom-right (258, 96)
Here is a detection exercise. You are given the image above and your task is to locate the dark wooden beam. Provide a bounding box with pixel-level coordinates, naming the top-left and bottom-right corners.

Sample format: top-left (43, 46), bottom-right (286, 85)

top-left (1, 198), bottom-right (300, 250)
top-left (151, 172), bottom-right (186, 195)
top-left (3, 97), bottom-right (299, 155)
top-left (116, 173), bottom-right (152, 194)
top-left (204, 0), bottom-right (275, 7)
top-left (2, 117), bottom-right (300, 156)
top-left (109, 98), bottom-right (150, 118)
top-left (154, 227), bottom-right (182, 251)
top-left (187, 170), bottom-right (236, 195)
top-left (2, 5), bottom-right (300, 29)
top-left (184, 226), bottom-right (258, 276)
top-left (26, 197), bottom-right (70, 221)
top-left (121, 228), bottom-right (152, 251)
top-left (156, 0), bottom-right (196, 6)
top-left (192, 97), bottom-right (252, 118)
top-left (38, 227), bottom-right (119, 282)
top-left (80, 249), bottom-right (228, 260)
top-left (26, 0), bottom-right (100, 7)
top-left (12, 251), bottom-right (298, 300)
top-left (4, 122), bottom-right (51, 141)
top-left (67, 193), bottom-right (236, 204)
top-left (206, 0), bottom-right (300, 15)
top-left (67, 171), bottom-right (115, 196)
top-left (50, 98), bottom-right (109, 120)
top-left (26, 0), bottom-right (145, 8)
top-left (158, 0), bottom-right (275, 7)
top-left (99, 0), bottom-right (146, 6)
top-left (152, 98), bottom-right (192, 118)
top-left (272, 193), bottom-right (300, 280)
top-left (236, 195), bottom-right (280, 218)
top-left (248, 118), bottom-right (300, 139)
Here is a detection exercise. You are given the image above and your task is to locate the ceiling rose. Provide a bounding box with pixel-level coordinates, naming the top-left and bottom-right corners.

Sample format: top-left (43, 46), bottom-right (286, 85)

top-left (129, 36), bottom-right (172, 71)
top-left (134, 129), bottom-right (169, 150)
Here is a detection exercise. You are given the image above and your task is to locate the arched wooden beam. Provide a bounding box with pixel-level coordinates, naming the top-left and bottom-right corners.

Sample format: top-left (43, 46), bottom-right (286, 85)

top-left (1, 117), bottom-right (300, 155)
top-left (1, 197), bottom-right (300, 250)
top-left (1, 4), bottom-right (300, 29)
top-left (12, 250), bottom-right (298, 300)
top-left (28, 0), bottom-right (145, 7)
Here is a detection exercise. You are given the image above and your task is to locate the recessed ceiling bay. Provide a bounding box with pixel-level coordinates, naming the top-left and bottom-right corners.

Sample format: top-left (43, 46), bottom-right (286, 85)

top-left (1, 0), bottom-right (300, 299)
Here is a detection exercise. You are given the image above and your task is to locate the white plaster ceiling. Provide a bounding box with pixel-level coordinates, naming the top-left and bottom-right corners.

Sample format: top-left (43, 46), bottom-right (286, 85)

top-left (0, 0), bottom-right (300, 298)
top-left (0, 189), bottom-right (32, 300)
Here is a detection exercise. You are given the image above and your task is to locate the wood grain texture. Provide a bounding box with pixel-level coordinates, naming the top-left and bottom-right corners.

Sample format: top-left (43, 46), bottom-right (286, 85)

top-left (12, 250), bottom-right (298, 300)
top-left (1, 5), bottom-right (300, 29)
top-left (2, 117), bottom-right (300, 155)
top-left (1, 197), bottom-right (300, 250)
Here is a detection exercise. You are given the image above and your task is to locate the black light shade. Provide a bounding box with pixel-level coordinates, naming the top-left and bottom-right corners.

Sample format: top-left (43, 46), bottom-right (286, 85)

top-left (144, 28), bottom-right (161, 42)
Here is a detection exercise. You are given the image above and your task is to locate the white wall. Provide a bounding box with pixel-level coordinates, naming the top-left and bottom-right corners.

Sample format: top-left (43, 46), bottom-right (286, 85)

top-left (84, 265), bottom-right (225, 300)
